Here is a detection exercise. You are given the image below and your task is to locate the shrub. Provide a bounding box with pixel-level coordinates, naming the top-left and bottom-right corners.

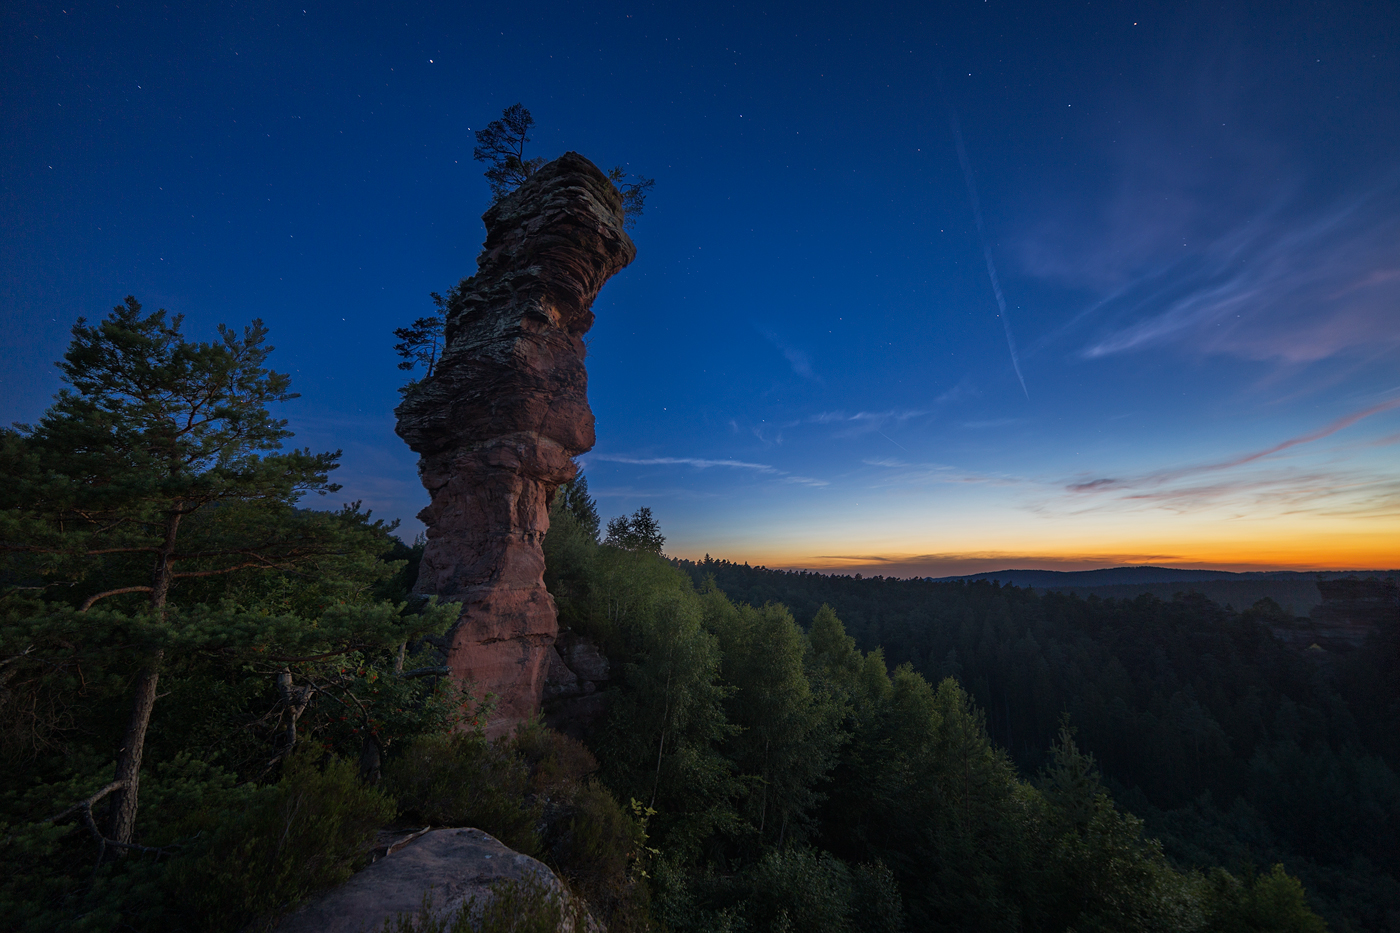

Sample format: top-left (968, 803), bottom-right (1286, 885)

top-left (553, 781), bottom-right (650, 932)
top-left (170, 751), bottom-right (395, 931)
top-left (385, 733), bottom-right (541, 855)
top-left (378, 874), bottom-right (588, 933)
top-left (510, 719), bottom-right (599, 795)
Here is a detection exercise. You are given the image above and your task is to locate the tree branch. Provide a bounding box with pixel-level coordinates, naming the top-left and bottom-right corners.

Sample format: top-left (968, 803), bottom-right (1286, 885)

top-left (44, 780), bottom-right (126, 826)
top-left (0, 645), bottom-right (36, 671)
top-left (400, 666), bottom-right (450, 679)
top-left (248, 645), bottom-right (376, 663)
top-left (171, 561), bottom-right (292, 579)
top-left (80, 586), bottom-right (154, 612)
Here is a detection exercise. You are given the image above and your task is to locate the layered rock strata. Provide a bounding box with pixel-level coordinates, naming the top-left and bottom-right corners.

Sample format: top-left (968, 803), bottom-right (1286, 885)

top-left (395, 152), bottom-right (634, 736)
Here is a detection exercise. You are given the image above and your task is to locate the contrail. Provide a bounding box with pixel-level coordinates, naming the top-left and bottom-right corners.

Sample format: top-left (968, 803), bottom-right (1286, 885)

top-left (945, 106), bottom-right (1030, 399)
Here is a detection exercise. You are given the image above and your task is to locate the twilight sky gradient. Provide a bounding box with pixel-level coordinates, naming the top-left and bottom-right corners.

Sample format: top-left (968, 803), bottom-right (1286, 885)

top-left (4, 1), bottom-right (1398, 576)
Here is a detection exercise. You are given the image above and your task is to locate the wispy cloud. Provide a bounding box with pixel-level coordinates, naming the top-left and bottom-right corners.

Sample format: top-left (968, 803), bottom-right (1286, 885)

top-left (1014, 86), bottom-right (1400, 366)
top-left (935, 379), bottom-right (979, 404)
top-left (593, 455), bottom-right (780, 473)
top-left (1067, 396), bottom-right (1400, 494)
top-left (795, 409), bottom-right (928, 440)
top-left (759, 329), bottom-right (820, 381)
top-left (589, 454), bottom-right (829, 487)
top-left (795, 551), bottom-right (1201, 579)
top-left (1075, 185), bottom-right (1400, 363)
top-left (1052, 397), bottom-right (1400, 519)
top-left (863, 457), bottom-right (1023, 488)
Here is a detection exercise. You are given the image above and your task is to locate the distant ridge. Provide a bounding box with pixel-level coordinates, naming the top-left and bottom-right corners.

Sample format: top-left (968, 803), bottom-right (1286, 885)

top-left (926, 566), bottom-right (1395, 588)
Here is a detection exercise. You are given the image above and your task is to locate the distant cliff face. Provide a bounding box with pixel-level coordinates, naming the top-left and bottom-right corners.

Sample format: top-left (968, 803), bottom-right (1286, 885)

top-left (1271, 576), bottom-right (1399, 652)
top-left (396, 152), bottom-right (635, 736)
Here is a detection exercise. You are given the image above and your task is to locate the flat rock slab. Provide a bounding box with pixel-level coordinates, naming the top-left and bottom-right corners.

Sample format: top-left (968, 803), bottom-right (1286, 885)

top-left (275, 827), bottom-right (566, 933)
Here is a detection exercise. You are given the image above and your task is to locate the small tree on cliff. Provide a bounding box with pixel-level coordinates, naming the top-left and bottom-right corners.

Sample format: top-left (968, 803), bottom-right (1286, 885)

top-left (393, 291), bottom-right (447, 385)
top-left (1, 298), bottom-right (448, 851)
top-left (606, 166), bottom-right (656, 229)
top-left (473, 103), bottom-right (655, 225)
top-left (473, 103), bottom-right (546, 199)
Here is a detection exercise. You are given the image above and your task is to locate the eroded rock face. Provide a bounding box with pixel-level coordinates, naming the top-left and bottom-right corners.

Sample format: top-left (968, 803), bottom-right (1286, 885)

top-left (396, 153), bottom-right (634, 736)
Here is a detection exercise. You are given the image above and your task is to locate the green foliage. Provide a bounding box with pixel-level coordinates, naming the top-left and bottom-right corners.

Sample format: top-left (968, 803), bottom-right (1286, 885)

top-left (382, 719), bottom-right (651, 931)
top-left (681, 559), bottom-right (1388, 929)
top-left (379, 874), bottom-right (588, 933)
top-left (386, 732), bottom-right (542, 856)
top-left (743, 847), bottom-right (902, 933)
top-left (604, 506), bottom-right (666, 554)
top-left (543, 477), bottom-right (600, 632)
top-left (708, 599), bottom-right (845, 850)
top-left (0, 300), bottom-right (464, 930)
top-left (556, 474), bottom-right (600, 541)
top-left (172, 751), bottom-right (395, 931)
top-left (591, 555), bottom-right (740, 859)
top-left (1204, 864), bottom-right (1329, 933)
top-left (0, 752), bottom-right (252, 933)
top-left (3, 297), bottom-right (344, 613)
top-left (651, 847), bottom-right (902, 933)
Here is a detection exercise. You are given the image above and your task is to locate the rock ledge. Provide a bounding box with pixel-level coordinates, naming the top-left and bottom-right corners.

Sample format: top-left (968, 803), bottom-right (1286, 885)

top-left (275, 827), bottom-right (578, 933)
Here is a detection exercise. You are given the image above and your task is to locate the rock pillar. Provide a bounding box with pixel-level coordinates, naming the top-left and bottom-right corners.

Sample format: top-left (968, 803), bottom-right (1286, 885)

top-left (395, 152), bottom-right (635, 736)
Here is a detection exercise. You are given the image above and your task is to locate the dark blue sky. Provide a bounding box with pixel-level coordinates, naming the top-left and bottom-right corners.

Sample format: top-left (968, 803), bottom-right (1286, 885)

top-left (5, 1), bottom-right (1398, 574)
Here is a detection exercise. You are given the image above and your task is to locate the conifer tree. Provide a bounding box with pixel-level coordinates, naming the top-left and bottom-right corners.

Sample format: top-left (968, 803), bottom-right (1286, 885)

top-left (473, 103), bottom-right (545, 199)
top-left (1, 298), bottom-right (450, 851)
top-left (605, 506), bottom-right (665, 554)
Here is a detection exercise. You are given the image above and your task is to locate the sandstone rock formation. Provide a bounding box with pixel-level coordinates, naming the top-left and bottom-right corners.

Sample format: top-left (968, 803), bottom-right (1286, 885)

top-left (543, 630), bottom-right (613, 738)
top-left (395, 152), bottom-right (634, 736)
top-left (1271, 576), bottom-right (1399, 652)
top-left (275, 828), bottom-right (586, 933)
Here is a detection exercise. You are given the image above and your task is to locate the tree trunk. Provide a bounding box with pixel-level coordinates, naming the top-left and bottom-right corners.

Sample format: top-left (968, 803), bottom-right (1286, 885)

top-left (105, 509), bottom-right (181, 848)
top-left (105, 650), bottom-right (162, 846)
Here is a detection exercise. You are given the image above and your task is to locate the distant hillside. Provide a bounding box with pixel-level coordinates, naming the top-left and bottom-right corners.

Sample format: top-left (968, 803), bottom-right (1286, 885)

top-left (927, 565), bottom-right (1389, 587)
top-left (1035, 579), bottom-right (1326, 617)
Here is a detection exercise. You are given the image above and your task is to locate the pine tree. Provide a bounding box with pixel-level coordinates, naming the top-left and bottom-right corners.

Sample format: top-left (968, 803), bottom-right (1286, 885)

top-left (1, 298), bottom-right (450, 851)
top-left (604, 506), bottom-right (665, 554)
top-left (392, 292), bottom-right (447, 385)
top-left (473, 103), bottom-right (545, 199)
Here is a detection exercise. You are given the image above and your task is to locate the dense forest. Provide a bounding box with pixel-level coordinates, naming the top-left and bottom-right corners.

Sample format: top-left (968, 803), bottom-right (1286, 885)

top-left (0, 303), bottom-right (1375, 931)
top-left (668, 557), bottom-right (1400, 931)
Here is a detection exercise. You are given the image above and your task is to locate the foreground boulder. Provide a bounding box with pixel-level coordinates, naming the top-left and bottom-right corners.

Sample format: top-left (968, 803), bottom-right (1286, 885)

top-left (275, 827), bottom-right (584, 933)
top-left (395, 153), bottom-right (635, 736)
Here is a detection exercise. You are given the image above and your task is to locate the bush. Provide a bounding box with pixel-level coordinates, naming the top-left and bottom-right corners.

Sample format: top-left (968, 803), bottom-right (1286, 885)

top-left (385, 732), bottom-right (541, 855)
top-left (0, 752), bottom-right (255, 933)
top-left (744, 847), bottom-right (903, 933)
top-left (651, 847), bottom-right (903, 933)
top-left (553, 781), bottom-right (650, 932)
top-left (510, 719), bottom-right (599, 795)
top-left (170, 751), bottom-right (395, 931)
top-left (379, 874), bottom-right (588, 933)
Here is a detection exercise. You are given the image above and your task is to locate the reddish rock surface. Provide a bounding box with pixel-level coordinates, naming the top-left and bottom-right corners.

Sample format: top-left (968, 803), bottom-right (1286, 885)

top-left (395, 152), bottom-right (634, 736)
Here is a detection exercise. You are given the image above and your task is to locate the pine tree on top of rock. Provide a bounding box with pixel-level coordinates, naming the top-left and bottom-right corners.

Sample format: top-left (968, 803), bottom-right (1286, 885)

top-left (472, 103), bottom-right (546, 200)
top-left (472, 103), bottom-right (655, 225)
